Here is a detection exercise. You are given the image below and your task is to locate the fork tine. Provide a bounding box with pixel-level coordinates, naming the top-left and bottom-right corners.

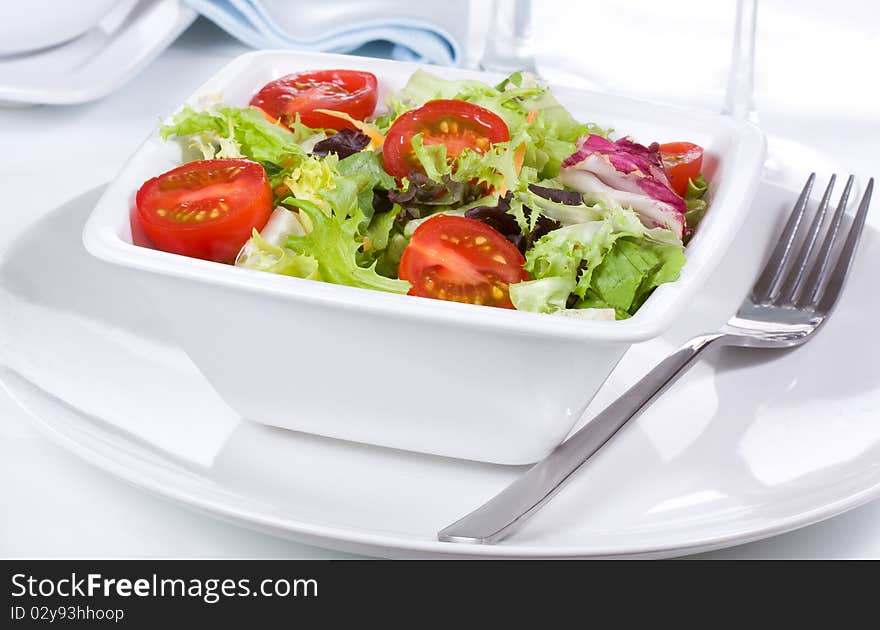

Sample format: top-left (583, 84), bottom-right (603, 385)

top-left (751, 173), bottom-right (815, 302)
top-left (801, 175), bottom-right (854, 306)
top-left (780, 175), bottom-right (836, 304)
top-left (815, 178), bottom-right (873, 314)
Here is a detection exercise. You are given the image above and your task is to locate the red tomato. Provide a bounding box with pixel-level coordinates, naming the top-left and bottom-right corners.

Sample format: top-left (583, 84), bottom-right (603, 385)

top-left (399, 215), bottom-right (528, 308)
top-left (382, 100), bottom-right (510, 179)
top-left (250, 69), bottom-right (378, 131)
top-left (135, 159), bottom-right (272, 263)
top-left (659, 142), bottom-right (704, 197)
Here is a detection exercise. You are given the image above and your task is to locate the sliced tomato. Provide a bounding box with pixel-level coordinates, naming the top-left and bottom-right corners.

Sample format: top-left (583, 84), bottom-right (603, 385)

top-left (250, 69), bottom-right (378, 131)
top-left (399, 215), bottom-right (528, 308)
top-left (659, 142), bottom-right (704, 197)
top-left (135, 158), bottom-right (272, 263)
top-left (382, 100), bottom-right (510, 179)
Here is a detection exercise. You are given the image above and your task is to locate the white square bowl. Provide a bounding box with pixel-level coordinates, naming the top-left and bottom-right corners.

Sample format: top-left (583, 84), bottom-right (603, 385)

top-left (83, 50), bottom-right (765, 465)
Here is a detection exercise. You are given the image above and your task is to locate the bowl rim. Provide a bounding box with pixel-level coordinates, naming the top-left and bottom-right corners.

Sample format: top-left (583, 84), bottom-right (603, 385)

top-left (83, 49), bottom-right (766, 343)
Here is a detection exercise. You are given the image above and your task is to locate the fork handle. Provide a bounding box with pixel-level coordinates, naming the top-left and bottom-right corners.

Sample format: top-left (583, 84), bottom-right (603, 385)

top-left (438, 332), bottom-right (727, 544)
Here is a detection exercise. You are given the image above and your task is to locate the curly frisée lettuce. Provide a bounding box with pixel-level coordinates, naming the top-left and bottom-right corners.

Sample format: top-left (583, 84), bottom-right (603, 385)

top-left (160, 104), bottom-right (321, 168)
top-left (683, 173), bottom-right (710, 239)
top-left (282, 196), bottom-right (409, 294)
top-left (408, 130), bottom-right (525, 192)
top-left (280, 154), bottom-right (339, 215)
top-left (509, 204), bottom-right (685, 319)
top-left (236, 228), bottom-right (320, 280)
top-left (236, 156), bottom-right (409, 294)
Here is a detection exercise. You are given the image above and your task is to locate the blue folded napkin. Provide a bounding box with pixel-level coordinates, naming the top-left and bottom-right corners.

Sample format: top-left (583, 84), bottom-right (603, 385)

top-left (184, 0), bottom-right (467, 65)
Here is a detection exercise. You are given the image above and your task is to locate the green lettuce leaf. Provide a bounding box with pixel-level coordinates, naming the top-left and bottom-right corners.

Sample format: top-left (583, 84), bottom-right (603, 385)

top-left (454, 132), bottom-right (525, 191)
top-left (363, 208), bottom-right (398, 253)
top-left (236, 229), bottom-right (319, 279)
top-left (387, 69), bottom-right (504, 116)
top-left (336, 151), bottom-right (396, 190)
top-left (577, 238), bottom-right (685, 316)
top-left (358, 207), bottom-right (402, 273)
top-left (510, 204), bottom-right (685, 318)
top-left (160, 104), bottom-right (315, 168)
top-left (507, 276), bottom-right (574, 314)
top-left (281, 184), bottom-right (410, 294)
top-left (375, 232), bottom-right (409, 279)
top-left (236, 152), bottom-right (410, 292)
top-left (237, 175), bottom-right (405, 290)
top-left (277, 151), bottom-right (393, 226)
top-left (320, 165), bottom-right (381, 227)
top-left (410, 133), bottom-right (452, 181)
top-left (279, 154), bottom-right (339, 216)
top-left (683, 173), bottom-right (709, 238)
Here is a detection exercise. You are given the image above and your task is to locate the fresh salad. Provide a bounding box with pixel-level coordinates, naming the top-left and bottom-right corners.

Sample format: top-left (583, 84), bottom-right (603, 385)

top-left (133, 68), bottom-right (710, 319)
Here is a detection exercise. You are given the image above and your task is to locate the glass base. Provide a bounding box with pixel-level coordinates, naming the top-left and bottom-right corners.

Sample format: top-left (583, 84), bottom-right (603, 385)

top-left (479, 54), bottom-right (537, 76)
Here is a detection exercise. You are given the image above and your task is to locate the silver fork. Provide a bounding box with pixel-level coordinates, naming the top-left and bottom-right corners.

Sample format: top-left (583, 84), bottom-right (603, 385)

top-left (438, 174), bottom-right (874, 545)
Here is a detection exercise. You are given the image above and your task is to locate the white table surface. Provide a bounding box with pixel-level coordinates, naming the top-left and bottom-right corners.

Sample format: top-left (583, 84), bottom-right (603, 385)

top-left (2, 4), bottom-right (879, 559)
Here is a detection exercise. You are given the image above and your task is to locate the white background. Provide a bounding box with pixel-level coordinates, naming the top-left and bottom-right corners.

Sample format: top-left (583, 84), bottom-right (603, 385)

top-left (2, 1), bottom-right (879, 558)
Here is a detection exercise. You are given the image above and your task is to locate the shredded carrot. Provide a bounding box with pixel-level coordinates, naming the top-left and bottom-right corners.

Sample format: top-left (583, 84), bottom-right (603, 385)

top-left (250, 105), bottom-right (285, 128)
top-left (312, 109), bottom-right (385, 146)
top-left (513, 143), bottom-right (527, 174)
top-left (495, 111), bottom-right (537, 195)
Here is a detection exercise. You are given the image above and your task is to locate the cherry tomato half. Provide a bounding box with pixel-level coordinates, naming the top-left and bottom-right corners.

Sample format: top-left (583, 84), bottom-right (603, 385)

top-left (135, 158), bottom-right (272, 263)
top-left (659, 142), bottom-right (704, 197)
top-left (250, 69), bottom-right (378, 131)
top-left (382, 100), bottom-right (510, 179)
top-left (399, 215), bottom-right (528, 308)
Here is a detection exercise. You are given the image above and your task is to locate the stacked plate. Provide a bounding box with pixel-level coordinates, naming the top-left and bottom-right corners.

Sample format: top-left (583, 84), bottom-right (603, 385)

top-left (0, 0), bottom-right (195, 105)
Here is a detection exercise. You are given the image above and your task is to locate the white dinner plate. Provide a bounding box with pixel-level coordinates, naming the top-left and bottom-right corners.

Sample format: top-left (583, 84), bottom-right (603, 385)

top-left (0, 0), bottom-right (196, 105)
top-left (1, 180), bottom-right (879, 558)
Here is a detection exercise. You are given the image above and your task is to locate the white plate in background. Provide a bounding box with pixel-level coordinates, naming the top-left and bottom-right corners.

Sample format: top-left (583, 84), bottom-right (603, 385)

top-left (2, 180), bottom-right (879, 558)
top-left (0, 0), bottom-right (195, 105)
top-left (0, 0), bottom-right (121, 56)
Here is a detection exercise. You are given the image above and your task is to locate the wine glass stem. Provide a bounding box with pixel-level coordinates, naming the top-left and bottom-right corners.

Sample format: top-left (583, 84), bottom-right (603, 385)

top-left (723, 0), bottom-right (758, 122)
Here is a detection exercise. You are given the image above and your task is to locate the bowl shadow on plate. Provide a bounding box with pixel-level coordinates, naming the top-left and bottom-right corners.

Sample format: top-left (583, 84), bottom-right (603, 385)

top-left (209, 422), bottom-right (525, 535)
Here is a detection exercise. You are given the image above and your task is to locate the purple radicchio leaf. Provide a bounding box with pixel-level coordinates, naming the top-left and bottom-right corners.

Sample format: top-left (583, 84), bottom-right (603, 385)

top-left (311, 128), bottom-right (371, 159)
top-left (560, 134), bottom-right (687, 237)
